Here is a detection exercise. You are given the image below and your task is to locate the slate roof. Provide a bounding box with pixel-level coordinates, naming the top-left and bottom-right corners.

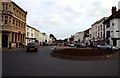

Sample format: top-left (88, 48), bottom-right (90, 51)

top-left (103, 9), bottom-right (120, 24)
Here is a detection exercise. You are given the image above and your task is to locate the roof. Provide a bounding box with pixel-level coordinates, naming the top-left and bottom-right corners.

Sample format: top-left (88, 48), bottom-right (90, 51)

top-left (103, 9), bottom-right (120, 24)
top-left (11, 1), bottom-right (27, 14)
top-left (92, 17), bottom-right (108, 26)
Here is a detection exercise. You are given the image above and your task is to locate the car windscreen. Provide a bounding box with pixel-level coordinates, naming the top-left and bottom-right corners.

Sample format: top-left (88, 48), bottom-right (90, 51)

top-left (27, 43), bottom-right (36, 46)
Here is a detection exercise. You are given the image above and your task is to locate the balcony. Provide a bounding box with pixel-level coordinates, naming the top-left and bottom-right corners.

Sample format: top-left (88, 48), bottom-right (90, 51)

top-left (2, 10), bottom-right (12, 15)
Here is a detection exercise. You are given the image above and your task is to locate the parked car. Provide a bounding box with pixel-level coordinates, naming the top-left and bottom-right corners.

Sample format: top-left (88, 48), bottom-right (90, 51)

top-left (69, 43), bottom-right (75, 47)
top-left (26, 43), bottom-right (38, 52)
top-left (75, 43), bottom-right (86, 48)
top-left (80, 43), bottom-right (86, 48)
top-left (97, 43), bottom-right (119, 51)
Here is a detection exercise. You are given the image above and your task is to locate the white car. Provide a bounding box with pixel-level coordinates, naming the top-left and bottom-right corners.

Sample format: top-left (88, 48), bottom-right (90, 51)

top-left (97, 43), bottom-right (119, 51)
top-left (80, 43), bottom-right (86, 48)
top-left (69, 44), bottom-right (75, 47)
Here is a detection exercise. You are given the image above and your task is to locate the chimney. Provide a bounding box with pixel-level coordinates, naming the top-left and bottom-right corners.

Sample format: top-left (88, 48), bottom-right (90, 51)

top-left (111, 6), bottom-right (117, 15)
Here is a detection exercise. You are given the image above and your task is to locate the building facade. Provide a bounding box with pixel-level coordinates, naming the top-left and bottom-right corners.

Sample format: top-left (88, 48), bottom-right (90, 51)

top-left (90, 17), bottom-right (107, 46)
top-left (26, 25), bottom-right (36, 45)
top-left (84, 28), bottom-right (90, 46)
top-left (1, 0), bottom-right (27, 48)
top-left (74, 31), bottom-right (84, 43)
top-left (104, 7), bottom-right (120, 48)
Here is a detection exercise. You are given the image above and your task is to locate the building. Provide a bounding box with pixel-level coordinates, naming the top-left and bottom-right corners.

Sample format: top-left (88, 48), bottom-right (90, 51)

top-left (104, 7), bottom-right (120, 48)
top-left (90, 21), bottom-right (98, 44)
top-left (90, 17), bottom-right (107, 45)
top-left (1, 0), bottom-right (27, 48)
top-left (84, 28), bottom-right (90, 46)
top-left (118, 1), bottom-right (120, 10)
top-left (26, 25), bottom-right (36, 45)
top-left (96, 17), bottom-right (108, 43)
top-left (74, 31), bottom-right (84, 43)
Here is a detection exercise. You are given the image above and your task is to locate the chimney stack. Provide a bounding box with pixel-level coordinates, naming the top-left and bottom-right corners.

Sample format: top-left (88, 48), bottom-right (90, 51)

top-left (111, 6), bottom-right (117, 15)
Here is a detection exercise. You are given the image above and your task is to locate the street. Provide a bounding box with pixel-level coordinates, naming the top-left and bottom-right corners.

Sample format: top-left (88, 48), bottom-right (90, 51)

top-left (2, 46), bottom-right (118, 76)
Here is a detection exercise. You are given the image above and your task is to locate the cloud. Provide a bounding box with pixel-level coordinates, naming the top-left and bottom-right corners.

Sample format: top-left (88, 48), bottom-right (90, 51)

top-left (13, 0), bottom-right (119, 39)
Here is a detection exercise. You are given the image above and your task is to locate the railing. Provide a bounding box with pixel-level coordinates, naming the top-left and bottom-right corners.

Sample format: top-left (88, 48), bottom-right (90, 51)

top-left (2, 10), bottom-right (12, 15)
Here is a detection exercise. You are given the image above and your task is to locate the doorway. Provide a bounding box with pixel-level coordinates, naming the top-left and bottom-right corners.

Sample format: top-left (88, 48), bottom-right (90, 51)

top-left (2, 35), bottom-right (8, 47)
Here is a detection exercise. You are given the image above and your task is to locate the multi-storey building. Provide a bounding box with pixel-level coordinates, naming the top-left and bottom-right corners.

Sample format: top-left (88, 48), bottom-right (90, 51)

top-left (26, 25), bottom-right (36, 45)
top-left (26, 25), bottom-right (52, 46)
top-left (84, 28), bottom-right (91, 45)
top-left (90, 17), bottom-right (107, 45)
top-left (96, 17), bottom-right (108, 43)
top-left (90, 22), bottom-right (98, 44)
top-left (74, 31), bottom-right (84, 43)
top-left (1, 0), bottom-right (27, 48)
top-left (104, 7), bottom-right (120, 48)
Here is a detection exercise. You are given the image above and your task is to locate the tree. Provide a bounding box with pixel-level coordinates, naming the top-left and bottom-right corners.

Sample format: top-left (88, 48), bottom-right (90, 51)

top-left (49, 34), bottom-right (57, 41)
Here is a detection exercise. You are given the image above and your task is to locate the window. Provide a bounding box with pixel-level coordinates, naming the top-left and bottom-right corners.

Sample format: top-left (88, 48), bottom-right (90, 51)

top-left (6, 4), bottom-right (8, 10)
top-left (89, 34), bottom-right (91, 38)
top-left (9, 17), bottom-right (11, 25)
top-left (101, 25), bottom-right (102, 30)
top-left (31, 33), bottom-right (33, 37)
top-left (16, 21), bottom-right (18, 26)
top-left (106, 22), bottom-right (110, 28)
top-left (5, 16), bottom-right (8, 24)
top-left (19, 21), bottom-right (20, 27)
top-left (13, 8), bottom-right (15, 10)
top-left (101, 32), bottom-right (102, 37)
top-left (5, 20), bottom-right (7, 24)
top-left (98, 26), bottom-right (99, 31)
top-left (2, 3), bottom-right (4, 10)
top-left (27, 28), bottom-right (29, 30)
top-left (13, 19), bottom-right (15, 24)
top-left (27, 32), bottom-right (29, 37)
top-left (98, 33), bottom-right (100, 38)
top-left (106, 31), bottom-right (110, 38)
top-left (2, 16), bottom-right (3, 21)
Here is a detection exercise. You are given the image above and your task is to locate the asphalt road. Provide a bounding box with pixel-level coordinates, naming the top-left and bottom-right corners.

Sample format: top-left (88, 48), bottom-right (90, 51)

top-left (2, 46), bottom-right (118, 76)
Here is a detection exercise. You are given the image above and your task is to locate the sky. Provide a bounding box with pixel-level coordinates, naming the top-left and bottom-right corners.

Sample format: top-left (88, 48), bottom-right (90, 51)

top-left (13, 0), bottom-right (120, 39)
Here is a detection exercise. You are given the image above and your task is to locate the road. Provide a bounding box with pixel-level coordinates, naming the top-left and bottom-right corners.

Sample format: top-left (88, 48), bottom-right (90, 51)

top-left (2, 46), bottom-right (118, 76)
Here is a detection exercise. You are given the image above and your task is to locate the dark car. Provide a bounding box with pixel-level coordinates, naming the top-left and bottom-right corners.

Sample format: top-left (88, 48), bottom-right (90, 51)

top-left (26, 43), bottom-right (38, 52)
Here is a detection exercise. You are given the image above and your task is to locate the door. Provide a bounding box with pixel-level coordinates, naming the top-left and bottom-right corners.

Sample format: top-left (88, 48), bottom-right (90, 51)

top-left (113, 39), bottom-right (117, 46)
top-left (2, 35), bottom-right (8, 47)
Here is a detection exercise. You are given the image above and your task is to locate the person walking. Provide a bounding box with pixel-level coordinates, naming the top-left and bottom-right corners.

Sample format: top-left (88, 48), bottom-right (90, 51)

top-left (9, 41), bottom-right (12, 49)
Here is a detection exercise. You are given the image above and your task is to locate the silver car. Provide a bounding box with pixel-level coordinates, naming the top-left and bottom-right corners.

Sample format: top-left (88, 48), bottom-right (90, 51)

top-left (80, 43), bottom-right (86, 48)
top-left (97, 43), bottom-right (119, 51)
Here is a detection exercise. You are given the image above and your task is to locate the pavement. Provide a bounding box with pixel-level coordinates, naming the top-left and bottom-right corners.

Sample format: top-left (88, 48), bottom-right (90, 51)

top-left (2, 46), bottom-right (119, 76)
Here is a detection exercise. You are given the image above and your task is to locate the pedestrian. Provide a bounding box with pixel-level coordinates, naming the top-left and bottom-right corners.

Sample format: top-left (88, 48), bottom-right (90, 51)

top-left (54, 45), bottom-right (57, 51)
top-left (9, 41), bottom-right (12, 49)
top-left (16, 43), bottom-right (18, 48)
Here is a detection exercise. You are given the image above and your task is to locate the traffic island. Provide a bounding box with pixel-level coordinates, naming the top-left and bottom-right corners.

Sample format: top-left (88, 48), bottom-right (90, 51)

top-left (50, 48), bottom-right (118, 60)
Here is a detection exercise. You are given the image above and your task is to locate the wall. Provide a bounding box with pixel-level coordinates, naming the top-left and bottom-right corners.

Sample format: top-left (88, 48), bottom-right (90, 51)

top-left (110, 19), bottom-right (119, 38)
top-left (118, 1), bottom-right (120, 10)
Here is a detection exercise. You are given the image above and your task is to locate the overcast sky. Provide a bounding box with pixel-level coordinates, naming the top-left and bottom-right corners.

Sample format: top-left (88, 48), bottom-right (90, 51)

top-left (13, 0), bottom-right (119, 39)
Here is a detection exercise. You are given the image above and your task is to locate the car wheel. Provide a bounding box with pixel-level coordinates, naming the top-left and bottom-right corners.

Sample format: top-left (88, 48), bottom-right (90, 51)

top-left (27, 50), bottom-right (29, 52)
top-left (35, 49), bottom-right (38, 52)
top-left (107, 48), bottom-right (112, 51)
